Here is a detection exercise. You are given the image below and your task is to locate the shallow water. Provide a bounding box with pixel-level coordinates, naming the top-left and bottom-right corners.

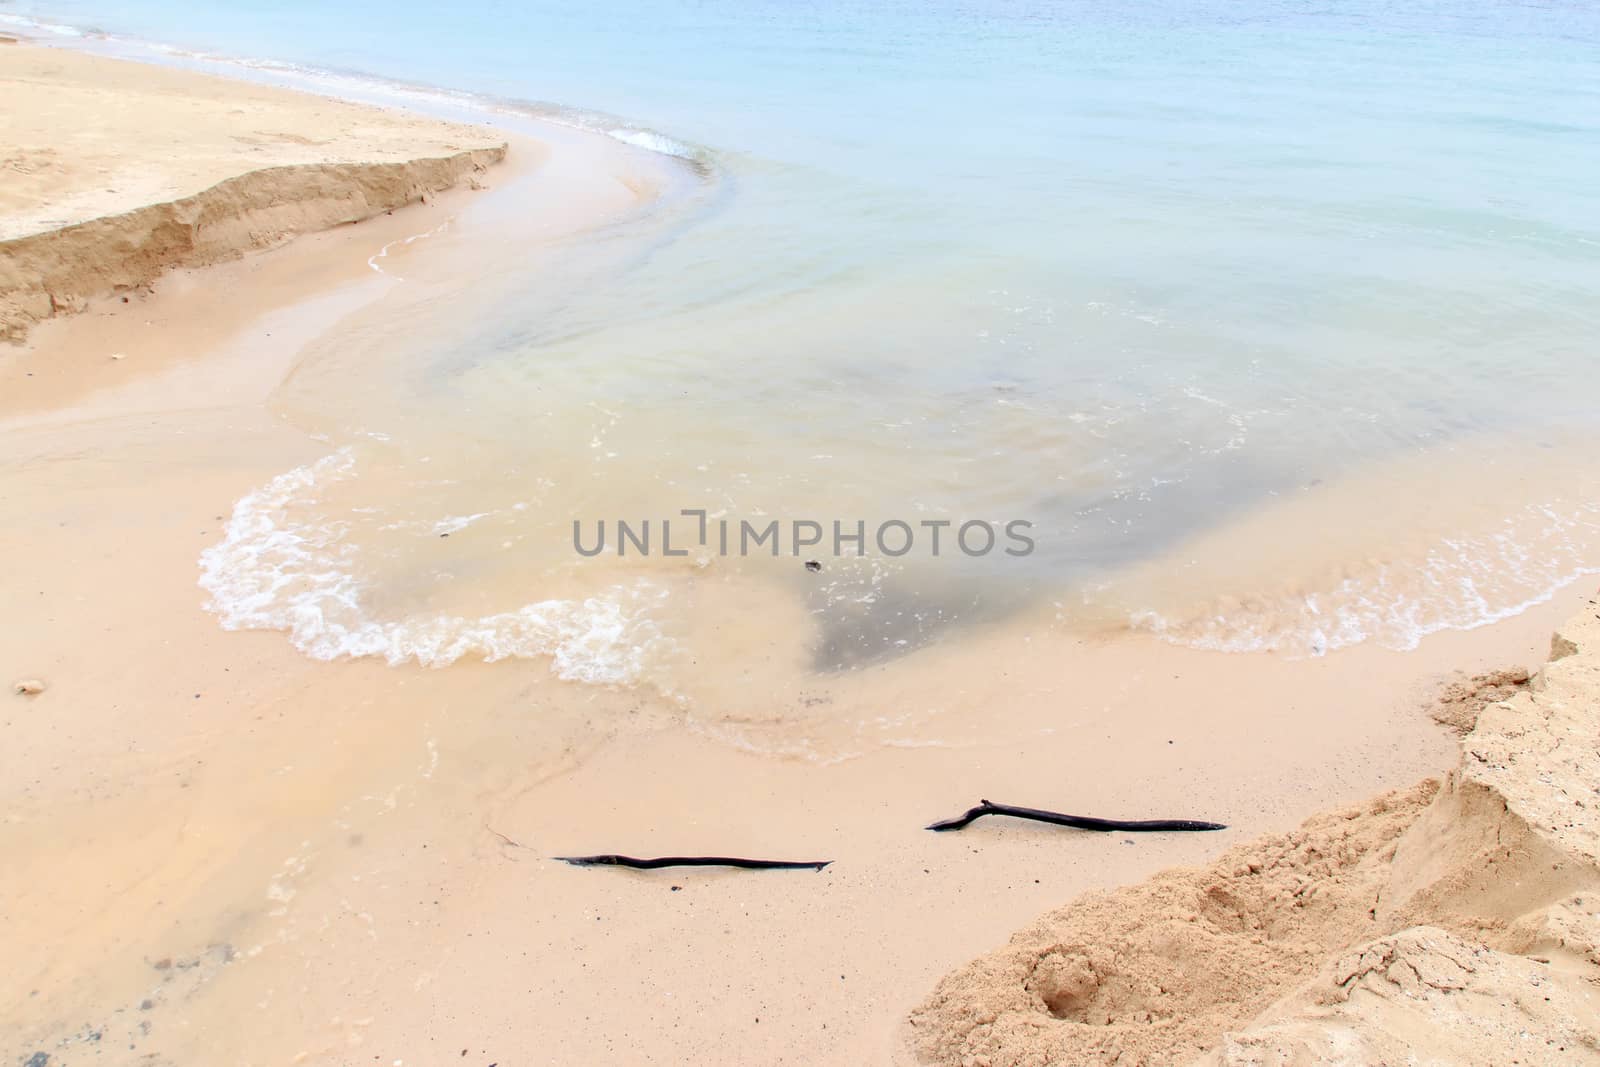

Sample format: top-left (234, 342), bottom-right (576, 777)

top-left (10, 1), bottom-right (1600, 694)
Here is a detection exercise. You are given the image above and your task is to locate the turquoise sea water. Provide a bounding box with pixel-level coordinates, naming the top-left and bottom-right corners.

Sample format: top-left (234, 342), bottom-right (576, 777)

top-left (8, 1), bottom-right (1600, 682)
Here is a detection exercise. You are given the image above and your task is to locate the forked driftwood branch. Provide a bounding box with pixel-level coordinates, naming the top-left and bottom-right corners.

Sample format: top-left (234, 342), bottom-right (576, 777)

top-left (555, 854), bottom-right (832, 871)
top-left (927, 798), bottom-right (1225, 833)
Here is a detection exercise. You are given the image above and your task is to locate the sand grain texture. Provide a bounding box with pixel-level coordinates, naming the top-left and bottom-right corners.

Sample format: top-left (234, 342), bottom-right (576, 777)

top-left (908, 604), bottom-right (1600, 1066)
top-left (0, 44), bottom-right (507, 340)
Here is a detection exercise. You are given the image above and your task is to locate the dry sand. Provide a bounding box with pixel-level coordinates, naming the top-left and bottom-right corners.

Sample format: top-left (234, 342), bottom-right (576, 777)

top-left (908, 608), bottom-right (1600, 1065)
top-left (2, 41), bottom-right (1596, 1067)
top-left (0, 42), bottom-right (508, 341)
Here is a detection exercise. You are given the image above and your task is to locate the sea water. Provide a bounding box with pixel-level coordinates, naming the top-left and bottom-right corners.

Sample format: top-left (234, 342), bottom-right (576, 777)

top-left (8, 1), bottom-right (1599, 693)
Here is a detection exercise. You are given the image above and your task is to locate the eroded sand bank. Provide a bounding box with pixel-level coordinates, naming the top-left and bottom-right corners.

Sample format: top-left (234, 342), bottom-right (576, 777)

top-left (0, 42), bottom-right (508, 341)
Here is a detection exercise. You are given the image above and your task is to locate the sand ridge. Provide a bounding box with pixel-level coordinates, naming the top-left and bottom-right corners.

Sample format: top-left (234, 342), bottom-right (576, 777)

top-left (0, 42), bottom-right (509, 341)
top-left (906, 603), bottom-right (1600, 1065)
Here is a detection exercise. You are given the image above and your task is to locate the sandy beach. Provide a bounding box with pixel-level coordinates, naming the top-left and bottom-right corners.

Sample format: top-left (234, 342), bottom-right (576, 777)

top-left (3, 37), bottom-right (1598, 1067)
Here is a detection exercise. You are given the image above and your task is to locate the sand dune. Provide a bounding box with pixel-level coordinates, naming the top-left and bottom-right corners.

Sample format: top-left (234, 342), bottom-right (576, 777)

top-left (908, 603), bottom-right (1600, 1065)
top-left (0, 43), bottom-right (506, 341)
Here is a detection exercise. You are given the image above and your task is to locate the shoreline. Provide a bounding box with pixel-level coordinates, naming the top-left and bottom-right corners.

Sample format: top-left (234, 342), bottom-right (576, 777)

top-left (1, 34), bottom-right (1595, 1067)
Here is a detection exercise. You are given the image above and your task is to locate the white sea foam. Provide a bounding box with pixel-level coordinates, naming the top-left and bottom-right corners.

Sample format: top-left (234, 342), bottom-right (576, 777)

top-left (295, 70), bottom-right (707, 167)
top-left (198, 451), bottom-right (670, 685)
top-left (1132, 500), bottom-right (1600, 657)
top-left (367, 220), bottom-right (451, 279)
top-left (0, 13), bottom-right (86, 37)
top-left (603, 127), bottom-right (700, 162)
top-left (430, 512), bottom-right (493, 536)
top-left (8, 13), bottom-right (712, 174)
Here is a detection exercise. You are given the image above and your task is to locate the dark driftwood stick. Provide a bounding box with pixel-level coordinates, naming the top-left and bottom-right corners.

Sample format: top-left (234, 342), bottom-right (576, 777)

top-left (555, 854), bottom-right (832, 871)
top-left (927, 799), bottom-right (1225, 833)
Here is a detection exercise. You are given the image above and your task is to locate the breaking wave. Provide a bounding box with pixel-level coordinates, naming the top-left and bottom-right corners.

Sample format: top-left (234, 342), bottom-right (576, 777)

top-left (1132, 499), bottom-right (1600, 657)
top-left (197, 451), bottom-right (672, 685)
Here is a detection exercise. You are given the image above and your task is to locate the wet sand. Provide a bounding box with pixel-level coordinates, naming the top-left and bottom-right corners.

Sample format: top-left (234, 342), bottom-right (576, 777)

top-left (1, 41), bottom-right (1595, 1067)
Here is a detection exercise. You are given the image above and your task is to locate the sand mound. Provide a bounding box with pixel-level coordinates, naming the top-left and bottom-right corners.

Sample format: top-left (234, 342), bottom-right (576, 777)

top-left (905, 785), bottom-right (1439, 1066)
top-left (907, 603), bottom-right (1600, 1066)
top-left (1204, 924), bottom-right (1600, 1065)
